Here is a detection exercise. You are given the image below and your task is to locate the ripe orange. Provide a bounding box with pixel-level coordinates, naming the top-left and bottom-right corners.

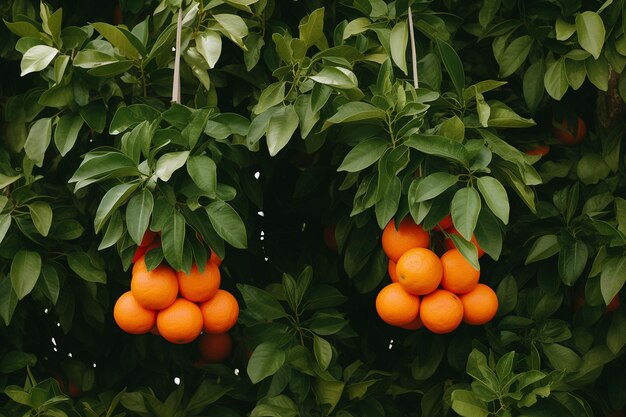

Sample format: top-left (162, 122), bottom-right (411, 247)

top-left (382, 217), bottom-right (430, 262)
top-left (375, 282), bottom-right (420, 327)
top-left (553, 116), bottom-right (586, 145)
top-left (323, 225), bottom-right (338, 251)
top-left (199, 289), bottom-right (239, 334)
top-left (401, 315), bottom-right (423, 330)
top-left (459, 283), bottom-right (499, 325)
top-left (156, 298), bottom-right (204, 344)
top-left (140, 230), bottom-right (158, 247)
top-left (388, 259), bottom-right (398, 282)
top-left (131, 257), bottom-right (179, 310)
top-left (177, 261), bottom-right (220, 302)
top-left (132, 240), bottom-right (160, 264)
top-left (420, 289), bottom-right (464, 334)
top-left (435, 214), bottom-right (453, 231)
top-left (198, 333), bottom-right (233, 363)
top-left (525, 145), bottom-right (550, 156)
top-left (396, 248), bottom-right (443, 295)
top-left (113, 291), bottom-right (157, 334)
top-left (440, 249), bottom-right (480, 294)
top-left (444, 227), bottom-right (485, 258)
top-left (209, 248), bottom-right (222, 267)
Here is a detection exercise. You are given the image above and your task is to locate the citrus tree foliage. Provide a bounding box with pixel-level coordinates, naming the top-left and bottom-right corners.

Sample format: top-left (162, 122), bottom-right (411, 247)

top-left (1, 0), bottom-right (626, 416)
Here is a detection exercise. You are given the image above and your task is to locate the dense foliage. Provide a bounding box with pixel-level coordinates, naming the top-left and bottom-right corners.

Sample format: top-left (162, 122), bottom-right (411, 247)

top-left (1, 0), bottom-right (626, 416)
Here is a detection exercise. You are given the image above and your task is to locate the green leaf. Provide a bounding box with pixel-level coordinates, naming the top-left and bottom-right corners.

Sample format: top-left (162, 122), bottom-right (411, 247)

top-left (4, 20), bottom-right (41, 38)
top-left (309, 67), bottom-right (358, 89)
top-left (109, 105), bottom-right (160, 135)
top-left (54, 113), bottom-right (83, 156)
top-left (343, 17), bottom-right (371, 39)
top-left (525, 235), bottom-right (560, 264)
top-left (450, 234), bottom-right (480, 270)
top-left (247, 343), bottom-right (286, 384)
top-left (556, 18), bottom-right (576, 41)
top-left (20, 45), bottom-right (59, 76)
top-left (585, 55), bottom-right (609, 91)
top-left (524, 60), bottom-right (545, 113)
top-left (488, 101), bottom-right (535, 128)
top-left (126, 189), bottom-right (154, 246)
top-left (161, 210), bottom-right (185, 271)
top-left (390, 20), bottom-right (408, 74)
top-left (0, 351), bottom-right (37, 373)
top-left (213, 14), bottom-right (248, 49)
top-left (67, 252), bottom-right (107, 283)
top-left (10, 251), bottom-right (41, 300)
top-left (323, 102), bottom-right (386, 130)
top-left (0, 174), bottom-right (21, 189)
top-left (254, 82), bottom-right (286, 114)
top-left (543, 344), bottom-right (581, 372)
top-left (91, 22), bottom-right (140, 59)
top-left (155, 151), bottom-right (189, 182)
top-left (451, 390), bottom-right (489, 417)
top-left (544, 58), bottom-right (569, 100)
top-left (575, 12), bottom-right (606, 59)
top-left (600, 256), bottom-right (626, 305)
top-left (607, 313), bottom-right (626, 354)
top-left (196, 30), bottom-right (222, 68)
top-left (94, 182), bottom-right (140, 233)
top-left (0, 214), bottom-right (12, 245)
top-left (206, 201), bottom-right (247, 249)
top-left (266, 104), bottom-right (299, 156)
top-left (313, 335), bottom-right (332, 371)
top-left (186, 380), bottom-right (232, 415)
top-left (41, 264), bottom-right (60, 304)
top-left (313, 379), bottom-right (344, 413)
top-left (25, 117), bottom-right (52, 167)
top-left (413, 173), bottom-right (458, 202)
top-left (338, 137), bottom-right (388, 172)
top-left (299, 7), bottom-right (324, 48)
top-left (451, 187), bottom-right (481, 240)
top-left (187, 155), bottom-right (217, 197)
top-left (558, 240), bottom-right (588, 286)
top-left (476, 176), bottom-right (509, 224)
top-left (28, 202), bottom-right (53, 236)
top-left (436, 39), bottom-right (465, 98)
top-left (237, 284), bottom-right (288, 321)
top-left (0, 276), bottom-right (18, 325)
top-left (479, 0), bottom-right (500, 28)
top-left (498, 35), bottom-right (533, 78)
top-left (406, 134), bottom-right (470, 166)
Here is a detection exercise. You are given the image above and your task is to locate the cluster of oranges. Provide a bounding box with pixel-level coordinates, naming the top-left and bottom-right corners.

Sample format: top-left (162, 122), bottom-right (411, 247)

top-left (375, 216), bottom-right (499, 334)
top-left (113, 231), bottom-right (238, 363)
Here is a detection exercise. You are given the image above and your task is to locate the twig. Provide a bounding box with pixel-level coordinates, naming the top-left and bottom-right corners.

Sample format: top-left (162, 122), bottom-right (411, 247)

top-left (407, 6), bottom-right (419, 89)
top-left (172, 7), bottom-right (183, 103)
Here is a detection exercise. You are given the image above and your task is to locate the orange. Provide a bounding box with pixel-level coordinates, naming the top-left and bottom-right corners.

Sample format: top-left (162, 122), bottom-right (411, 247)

top-left (553, 116), bottom-right (586, 145)
top-left (156, 298), bottom-right (204, 344)
top-left (401, 315), bottom-right (423, 330)
top-left (459, 283), bottom-right (498, 325)
top-left (375, 282), bottom-right (420, 327)
top-left (177, 261), bottom-right (221, 302)
top-left (210, 248), bottom-right (222, 267)
top-left (323, 225), bottom-right (338, 251)
top-left (396, 248), bottom-right (443, 295)
top-left (444, 227), bottom-right (485, 258)
top-left (435, 214), bottom-right (453, 231)
top-left (113, 291), bottom-right (157, 334)
top-left (388, 259), bottom-right (398, 283)
top-left (131, 257), bottom-right (179, 310)
top-left (382, 217), bottom-right (430, 262)
top-left (140, 230), bottom-right (158, 247)
top-left (132, 240), bottom-right (160, 264)
top-left (440, 249), bottom-right (480, 294)
top-left (525, 145), bottom-right (550, 156)
top-left (198, 333), bottom-right (233, 363)
top-left (420, 289), bottom-right (464, 334)
top-left (199, 289), bottom-right (239, 334)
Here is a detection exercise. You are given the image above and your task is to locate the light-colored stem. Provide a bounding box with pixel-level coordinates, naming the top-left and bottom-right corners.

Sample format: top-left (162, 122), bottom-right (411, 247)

top-left (172, 7), bottom-right (183, 103)
top-left (407, 6), bottom-right (419, 89)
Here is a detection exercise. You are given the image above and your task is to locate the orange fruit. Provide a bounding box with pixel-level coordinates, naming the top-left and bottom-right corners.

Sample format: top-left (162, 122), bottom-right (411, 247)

top-left (177, 261), bottom-right (221, 302)
top-left (444, 227), bottom-right (485, 258)
top-left (401, 315), bottom-right (423, 330)
top-left (132, 240), bottom-right (160, 264)
top-left (209, 248), bottom-right (222, 267)
top-left (323, 225), bottom-right (338, 251)
top-left (140, 230), bottom-right (158, 247)
top-left (420, 289), bottom-right (464, 334)
top-left (553, 116), bottom-right (586, 145)
top-left (131, 257), bottom-right (179, 310)
top-left (525, 145), bottom-right (550, 156)
top-left (388, 259), bottom-right (398, 282)
top-left (113, 291), bottom-right (157, 334)
top-left (396, 248), bottom-right (443, 295)
top-left (440, 249), bottom-right (480, 294)
top-left (459, 283), bottom-right (498, 325)
top-left (382, 217), bottom-right (430, 262)
top-left (199, 289), bottom-right (239, 334)
top-left (156, 298), bottom-right (204, 344)
top-left (198, 333), bottom-right (233, 363)
top-left (435, 214), bottom-right (453, 231)
top-left (605, 294), bottom-right (620, 313)
top-left (375, 282), bottom-right (420, 327)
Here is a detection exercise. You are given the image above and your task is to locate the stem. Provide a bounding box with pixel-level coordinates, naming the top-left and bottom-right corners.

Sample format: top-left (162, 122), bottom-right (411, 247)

top-left (407, 6), bottom-right (419, 89)
top-left (386, 114), bottom-right (396, 147)
top-left (172, 7), bottom-right (183, 103)
top-left (140, 61), bottom-right (147, 98)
